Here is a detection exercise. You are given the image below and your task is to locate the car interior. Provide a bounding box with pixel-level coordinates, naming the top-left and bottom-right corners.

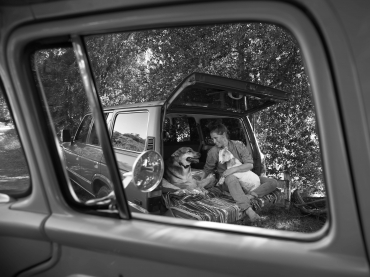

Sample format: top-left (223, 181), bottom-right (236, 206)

top-left (162, 113), bottom-right (258, 175)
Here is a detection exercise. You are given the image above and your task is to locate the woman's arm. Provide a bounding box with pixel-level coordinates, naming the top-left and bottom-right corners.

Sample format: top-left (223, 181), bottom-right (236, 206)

top-left (223, 162), bottom-right (253, 177)
top-left (201, 147), bottom-right (218, 180)
top-left (199, 171), bottom-right (208, 180)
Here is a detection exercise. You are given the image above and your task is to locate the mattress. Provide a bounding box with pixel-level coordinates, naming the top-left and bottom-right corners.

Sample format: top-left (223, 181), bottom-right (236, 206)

top-left (163, 187), bottom-right (285, 223)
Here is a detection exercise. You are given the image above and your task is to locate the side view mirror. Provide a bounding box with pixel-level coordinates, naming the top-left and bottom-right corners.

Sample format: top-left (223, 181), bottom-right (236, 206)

top-left (61, 129), bottom-right (72, 143)
top-left (85, 150), bottom-right (164, 207)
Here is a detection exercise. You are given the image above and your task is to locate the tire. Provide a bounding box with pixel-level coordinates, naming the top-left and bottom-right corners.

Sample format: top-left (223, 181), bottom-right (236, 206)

top-left (96, 186), bottom-right (111, 198)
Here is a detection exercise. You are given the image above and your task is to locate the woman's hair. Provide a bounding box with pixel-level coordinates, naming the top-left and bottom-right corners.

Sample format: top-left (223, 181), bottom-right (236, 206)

top-left (208, 123), bottom-right (229, 137)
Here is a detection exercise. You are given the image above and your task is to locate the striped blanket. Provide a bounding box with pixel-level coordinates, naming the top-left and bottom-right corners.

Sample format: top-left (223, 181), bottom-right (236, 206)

top-left (163, 187), bottom-right (285, 223)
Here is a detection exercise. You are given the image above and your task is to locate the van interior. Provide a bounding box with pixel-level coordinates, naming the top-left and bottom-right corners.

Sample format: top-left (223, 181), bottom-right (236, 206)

top-left (162, 113), bottom-right (260, 175)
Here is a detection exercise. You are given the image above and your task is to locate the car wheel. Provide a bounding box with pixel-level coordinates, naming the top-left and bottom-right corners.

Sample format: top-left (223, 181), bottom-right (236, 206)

top-left (96, 186), bottom-right (111, 198)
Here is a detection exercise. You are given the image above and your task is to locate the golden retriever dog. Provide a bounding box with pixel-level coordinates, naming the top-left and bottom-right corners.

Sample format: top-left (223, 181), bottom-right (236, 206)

top-left (218, 147), bottom-right (260, 193)
top-left (163, 147), bottom-right (215, 193)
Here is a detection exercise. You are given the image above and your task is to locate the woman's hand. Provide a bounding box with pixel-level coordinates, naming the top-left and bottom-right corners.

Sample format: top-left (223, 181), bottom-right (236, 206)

top-left (223, 167), bottom-right (236, 177)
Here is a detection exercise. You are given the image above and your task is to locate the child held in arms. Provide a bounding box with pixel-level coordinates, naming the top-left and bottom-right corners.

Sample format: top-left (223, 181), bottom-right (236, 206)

top-left (199, 123), bottom-right (278, 222)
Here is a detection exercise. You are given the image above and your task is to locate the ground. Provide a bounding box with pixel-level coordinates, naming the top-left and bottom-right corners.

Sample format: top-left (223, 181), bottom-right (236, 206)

top-left (242, 205), bottom-right (326, 232)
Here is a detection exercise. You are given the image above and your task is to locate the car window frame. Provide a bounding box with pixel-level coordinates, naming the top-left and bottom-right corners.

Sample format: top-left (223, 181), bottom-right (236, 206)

top-left (87, 120), bottom-right (100, 146)
top-left (4, 3), bottom-right (369, 276)
top-left (72, 35), bottom-right (131, 218)
top-left (22, 41), bottom-right (131, 217)
top-left (71, 3), bottom-right (337, 242)
top-left (74, 114), bottom-right (93, 144)
top-left (8, 1), bottom-right (363, 245)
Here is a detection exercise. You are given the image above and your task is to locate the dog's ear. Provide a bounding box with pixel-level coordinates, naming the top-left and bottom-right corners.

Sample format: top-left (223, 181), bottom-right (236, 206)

top-left (171, 148), bottom-right (183, 158)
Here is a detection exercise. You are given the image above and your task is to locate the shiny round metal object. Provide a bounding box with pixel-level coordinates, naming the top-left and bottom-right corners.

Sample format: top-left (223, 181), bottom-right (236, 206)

top-left (132, 150), bottom-right (164, 192)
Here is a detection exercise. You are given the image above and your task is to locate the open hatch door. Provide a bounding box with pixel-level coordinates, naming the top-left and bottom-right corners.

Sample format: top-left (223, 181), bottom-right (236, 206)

top-left (165, 73), bottom-right (289, 115)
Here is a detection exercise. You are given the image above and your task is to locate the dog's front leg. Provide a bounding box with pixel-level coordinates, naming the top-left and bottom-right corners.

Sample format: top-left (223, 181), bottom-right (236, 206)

top-left (197, 174), bottom-right (217, 188)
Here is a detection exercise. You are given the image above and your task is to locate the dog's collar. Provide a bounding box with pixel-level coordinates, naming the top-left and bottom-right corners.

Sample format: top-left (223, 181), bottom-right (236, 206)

top-left (179, 162), bottom-right (190, 169)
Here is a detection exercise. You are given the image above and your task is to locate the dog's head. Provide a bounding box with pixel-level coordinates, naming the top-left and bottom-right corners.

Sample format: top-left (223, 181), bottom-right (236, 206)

top-left (219, 148), bottom-right (234, 164)
top-left (171, 147), bottom-right (201, 167)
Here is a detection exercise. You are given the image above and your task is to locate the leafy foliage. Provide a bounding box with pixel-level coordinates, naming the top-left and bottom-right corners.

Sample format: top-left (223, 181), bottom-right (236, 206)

top-left (33, 48), bottom-right (90, 135)
top-left (33, 23), bottom-right (324, 194)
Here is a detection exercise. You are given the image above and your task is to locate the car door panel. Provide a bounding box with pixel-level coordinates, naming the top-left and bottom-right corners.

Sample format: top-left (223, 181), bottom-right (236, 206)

top-left (100, 150), bottom-right (136, 179)
top-left (72, 141), bottom-right (90, 188)
top-left (100, 150), bottom-right (145, 208)
top-left (302, 0), bottom-right (370, 258)
top-left (0, 41), bottom-right (53, 275)
top-left (36, 4), bottom-right (368, 275)
top-left (71, 115), bottom-right (93, 189)
top-left (79, 144), bottom-right (103, 192)
top-left (0, 237), bottom-right (51, 277)
top-left (36, 246), bottom-right (228, 277)
top-left (0, 203), bottom-right (52, 277)
top-left (38, 213), bottom-right (368, 277)
top-left (62, 144), bottom-right (81, 184)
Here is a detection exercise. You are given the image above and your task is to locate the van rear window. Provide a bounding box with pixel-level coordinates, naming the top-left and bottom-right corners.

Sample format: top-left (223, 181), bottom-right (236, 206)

top-left (200, 118), bottom-right (247, 146)
top-left (111, 112), bottom-right (148, 152)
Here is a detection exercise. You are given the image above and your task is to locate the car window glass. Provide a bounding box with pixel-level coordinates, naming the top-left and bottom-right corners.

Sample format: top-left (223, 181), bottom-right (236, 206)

top-left (0, 81), bottom-right (30, 196)
top-left (85, 23), bottom-right (326, 232)
top-left (84, 22), bottom-right (327, 233)
top-left (31, 22), bottom-right (327, 231)
top-left (164, 117), bottom-right (199, 144)
top-left (111, 112), bottom-right (148, 152)
top-left (200, 118), bottom-right (247, 146)
top-left (32, 47), bottom-right (119, 204)
top-left (75, 115), bottom-right (92, 143)
top-left (88, 122), bottom-right (99, 146)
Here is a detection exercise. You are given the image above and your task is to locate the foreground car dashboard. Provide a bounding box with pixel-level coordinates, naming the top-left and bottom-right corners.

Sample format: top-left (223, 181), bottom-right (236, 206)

top-left (0, 0), bottom-right (369, 276)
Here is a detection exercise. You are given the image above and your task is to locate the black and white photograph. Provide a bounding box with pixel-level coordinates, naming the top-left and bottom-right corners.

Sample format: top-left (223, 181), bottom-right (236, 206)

top-left (0, 0), bottom-right (369, 276)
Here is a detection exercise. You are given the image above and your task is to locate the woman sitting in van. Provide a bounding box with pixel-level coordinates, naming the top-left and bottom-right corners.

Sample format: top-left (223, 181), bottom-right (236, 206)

top-left (200, 123), bottom-right (278, 222)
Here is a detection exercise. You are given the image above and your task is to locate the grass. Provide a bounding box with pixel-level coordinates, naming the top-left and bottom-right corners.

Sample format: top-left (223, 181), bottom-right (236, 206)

top-left (241, 205), bottom-right (326, 232)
